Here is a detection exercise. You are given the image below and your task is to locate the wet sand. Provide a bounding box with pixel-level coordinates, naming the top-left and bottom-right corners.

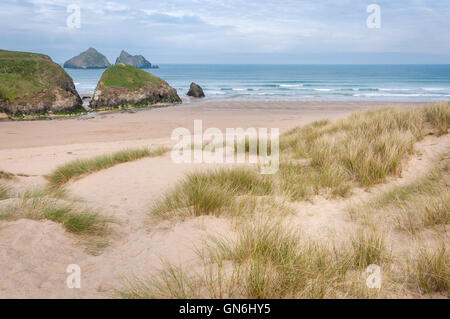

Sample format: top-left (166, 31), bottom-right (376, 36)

top-left (0, 100), bottom-right (419, 150)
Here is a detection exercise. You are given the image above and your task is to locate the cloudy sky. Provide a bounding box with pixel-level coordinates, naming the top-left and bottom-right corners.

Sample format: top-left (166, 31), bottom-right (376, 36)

top-left (1, 0), bottom-right (449, 64)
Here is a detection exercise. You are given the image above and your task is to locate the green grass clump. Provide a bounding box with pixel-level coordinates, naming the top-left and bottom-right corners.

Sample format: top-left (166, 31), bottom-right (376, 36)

top-left (348, 165), bottom-right (449, 235)
top-left (44, 206), bottom-right (106, 235)
top-left (280, 108), bottom-right (423, 191)
top-left (150, 104), bottom-right (449, 222)
top-left (101, 64), bottom-right (165, 90)
top-left (277, 104), bottom-right (450, 199)
top-left (129, 104), bottom-right (449, 299)
top-left (211, 222), bottom-right (389, 298)
top-left (349, 231), bottom-right (390, 269)
top-left (0, 185), bottom-right (113, 256)
top-left (121, 220), bottom-right (390, 299)
top-left (119, 263), bottom-right (199, 299)
top-left (212, 220), bottom-right (299, 265)
top-left (47, 146), bottom-right (168, 187)
top-left (0, 186), bottom-right (110, 236)
top-left (151, 168), bottom-right (273, 221)
top-left (0, 170), bottom-right (15, 179)
top-left (150, 104), bottom-right (449, 213)
top-left (0, 183), bottom-right (12, 200)
top-left (409, 247), bottom-right (449, 295)
top-left (424, 102), bottom-right (450, 136)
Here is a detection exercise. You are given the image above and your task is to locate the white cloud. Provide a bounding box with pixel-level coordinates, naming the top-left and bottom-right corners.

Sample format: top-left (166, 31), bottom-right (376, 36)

top-left (0, 0), bottom-right (449, 62)
top-left (105, 2), bottom-right (128, 12)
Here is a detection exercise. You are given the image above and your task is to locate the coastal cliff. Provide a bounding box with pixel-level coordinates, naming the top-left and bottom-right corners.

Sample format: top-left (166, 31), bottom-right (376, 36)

top-left (115, 50), bottom-right (156, 69)
top-left (64, 48), bottom-right (111, 69)
top-left (0, 49), bottom-right (83, 117)
top-left (90, 63), bottom-right (181, 109)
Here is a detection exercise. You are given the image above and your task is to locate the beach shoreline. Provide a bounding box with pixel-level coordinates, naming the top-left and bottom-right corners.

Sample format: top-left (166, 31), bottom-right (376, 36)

top-left (0, 100), bottom-right (427, 150)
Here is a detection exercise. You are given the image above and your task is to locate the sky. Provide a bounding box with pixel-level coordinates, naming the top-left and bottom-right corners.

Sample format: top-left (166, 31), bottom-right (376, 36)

top-left (1, 0), bottom-right (450, 64)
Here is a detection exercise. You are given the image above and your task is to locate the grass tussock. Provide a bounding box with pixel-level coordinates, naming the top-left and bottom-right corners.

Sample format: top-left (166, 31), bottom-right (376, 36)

top-left (119, 264), bottom-right (203, 299)
top-left (121, 220), bottom-right (392, 299)
top-left (0, 186), bottom-right (111, 237)
top-left (47, 146), bottom-right (168, 187)
top-left (408, 246), bottom-right (449, 295)
top-left (348, 164), bottom-right (450, 235)
top-left (279, 107), bottom-right (427, 199)
top-left (349, 231), bottom-right (390, 269)
top-left (0, 183), bottom-right (12, 200)
top-left (0, 170), bottom-right (15, 180)
top-left (131, 104), bottom-right (449, 299)
top-left (150, 104), bottom-right (449, 221)
top-left (424, 102), bottom-right (450, 136)
top-left (151, 168), bottom-right (273, 221)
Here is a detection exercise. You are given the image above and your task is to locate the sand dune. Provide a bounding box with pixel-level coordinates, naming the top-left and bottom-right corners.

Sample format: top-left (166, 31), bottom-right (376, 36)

top-left (0, 100), bottom-right (447, 298)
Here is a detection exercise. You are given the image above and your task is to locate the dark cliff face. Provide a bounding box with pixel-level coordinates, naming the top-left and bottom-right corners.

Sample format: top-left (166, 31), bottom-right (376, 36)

top-left (90, 64), bottom-right (181, 109)
top-left (0, 49), bottom-right (83, 116)
top-left (63, 48), bottom-right (111, 69)
top-left (115, 50), bottom-right (152, 69)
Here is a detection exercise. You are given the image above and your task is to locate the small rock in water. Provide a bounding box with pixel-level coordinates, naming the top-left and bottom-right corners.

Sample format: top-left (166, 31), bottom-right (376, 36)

top-left (187, 82), bottom-right (205, 98)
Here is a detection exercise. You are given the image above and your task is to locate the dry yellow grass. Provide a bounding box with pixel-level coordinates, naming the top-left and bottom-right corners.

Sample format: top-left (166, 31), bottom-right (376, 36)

top-left (132, 103), bottom-right (449, 299)
top-left (120, 219), bottom-right (393, 298)
top-left (151, 167), bottom-right (273, 222)
top-left (150, 103), bottom-right (449, 222)
top-left (47, 146), bottom-right (168, 187)
top-left (408, 246), bottom-right (449, 295)
top-left (0, 185), bottom-right (113, 255)
top-left (348, 161), bottom-right (449, 235)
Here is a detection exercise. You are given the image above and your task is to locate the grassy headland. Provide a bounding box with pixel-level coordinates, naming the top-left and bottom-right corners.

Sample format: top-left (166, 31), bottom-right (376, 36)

top-left (0, 49), bottom-right (82, 116)
top-left (101, 64), bottom-right (165, 89)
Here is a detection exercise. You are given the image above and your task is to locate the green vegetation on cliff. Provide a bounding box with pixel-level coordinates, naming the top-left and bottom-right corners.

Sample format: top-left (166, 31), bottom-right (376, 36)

top-left (90, 63), bottom-right (181, 109)
top-left (101, 64), bottom-right (165, 90)
top-left (0, 49), bottom-right (82, 116)
top-left (0, 50), bottom-right (69, 102)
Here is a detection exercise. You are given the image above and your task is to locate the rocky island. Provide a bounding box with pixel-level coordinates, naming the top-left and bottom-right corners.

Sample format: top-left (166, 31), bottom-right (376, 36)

top-left (64, 48), bottom-right (111, 69)
top-left (90, 63), bottom-right (181, 109)
top-left (115, 50), bottom-right (157, 69)
top-left (0, 49), bottom-right (83, 117)
top-left (187, 82), bottom-right (205, 98)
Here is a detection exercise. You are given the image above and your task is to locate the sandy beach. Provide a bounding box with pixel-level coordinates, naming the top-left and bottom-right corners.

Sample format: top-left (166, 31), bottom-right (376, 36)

top-left (0, 100), bottom-right (448, 299)
top-left (0, 100), bottom-right (406, 150)
top-left (2, 0), bottom-right (450, 305)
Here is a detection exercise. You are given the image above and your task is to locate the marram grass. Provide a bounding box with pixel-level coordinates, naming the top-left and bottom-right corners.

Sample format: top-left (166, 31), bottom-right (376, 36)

top-left (348, 164), bottom-right (450, 235)
top-left (408, 246), bottom-right (449, 295)
top-left (150, 104), bottom-right (449, 223)
top-left (0, 183), bottom-right (11, 200)
top-left (47, 146), bottom-right (168, 187)
top-left (119, 220), bottom-right (392, 299)
top-left (0, 186), bottom-right (111, 236)
top-left (126, 103), bottom-right (450, 299)
top-left (0, 170), bottom-right (15, 180)
top-left (151, 167), bottom-right (274, 222)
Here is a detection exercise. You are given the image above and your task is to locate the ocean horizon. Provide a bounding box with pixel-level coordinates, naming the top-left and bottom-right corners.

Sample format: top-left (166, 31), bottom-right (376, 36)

top-left (65, 64), bottom-right (450, 102)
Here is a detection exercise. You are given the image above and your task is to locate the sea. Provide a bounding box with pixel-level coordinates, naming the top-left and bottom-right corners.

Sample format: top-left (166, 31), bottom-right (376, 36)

top-left (65, 64), bottom-right (450, 102)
